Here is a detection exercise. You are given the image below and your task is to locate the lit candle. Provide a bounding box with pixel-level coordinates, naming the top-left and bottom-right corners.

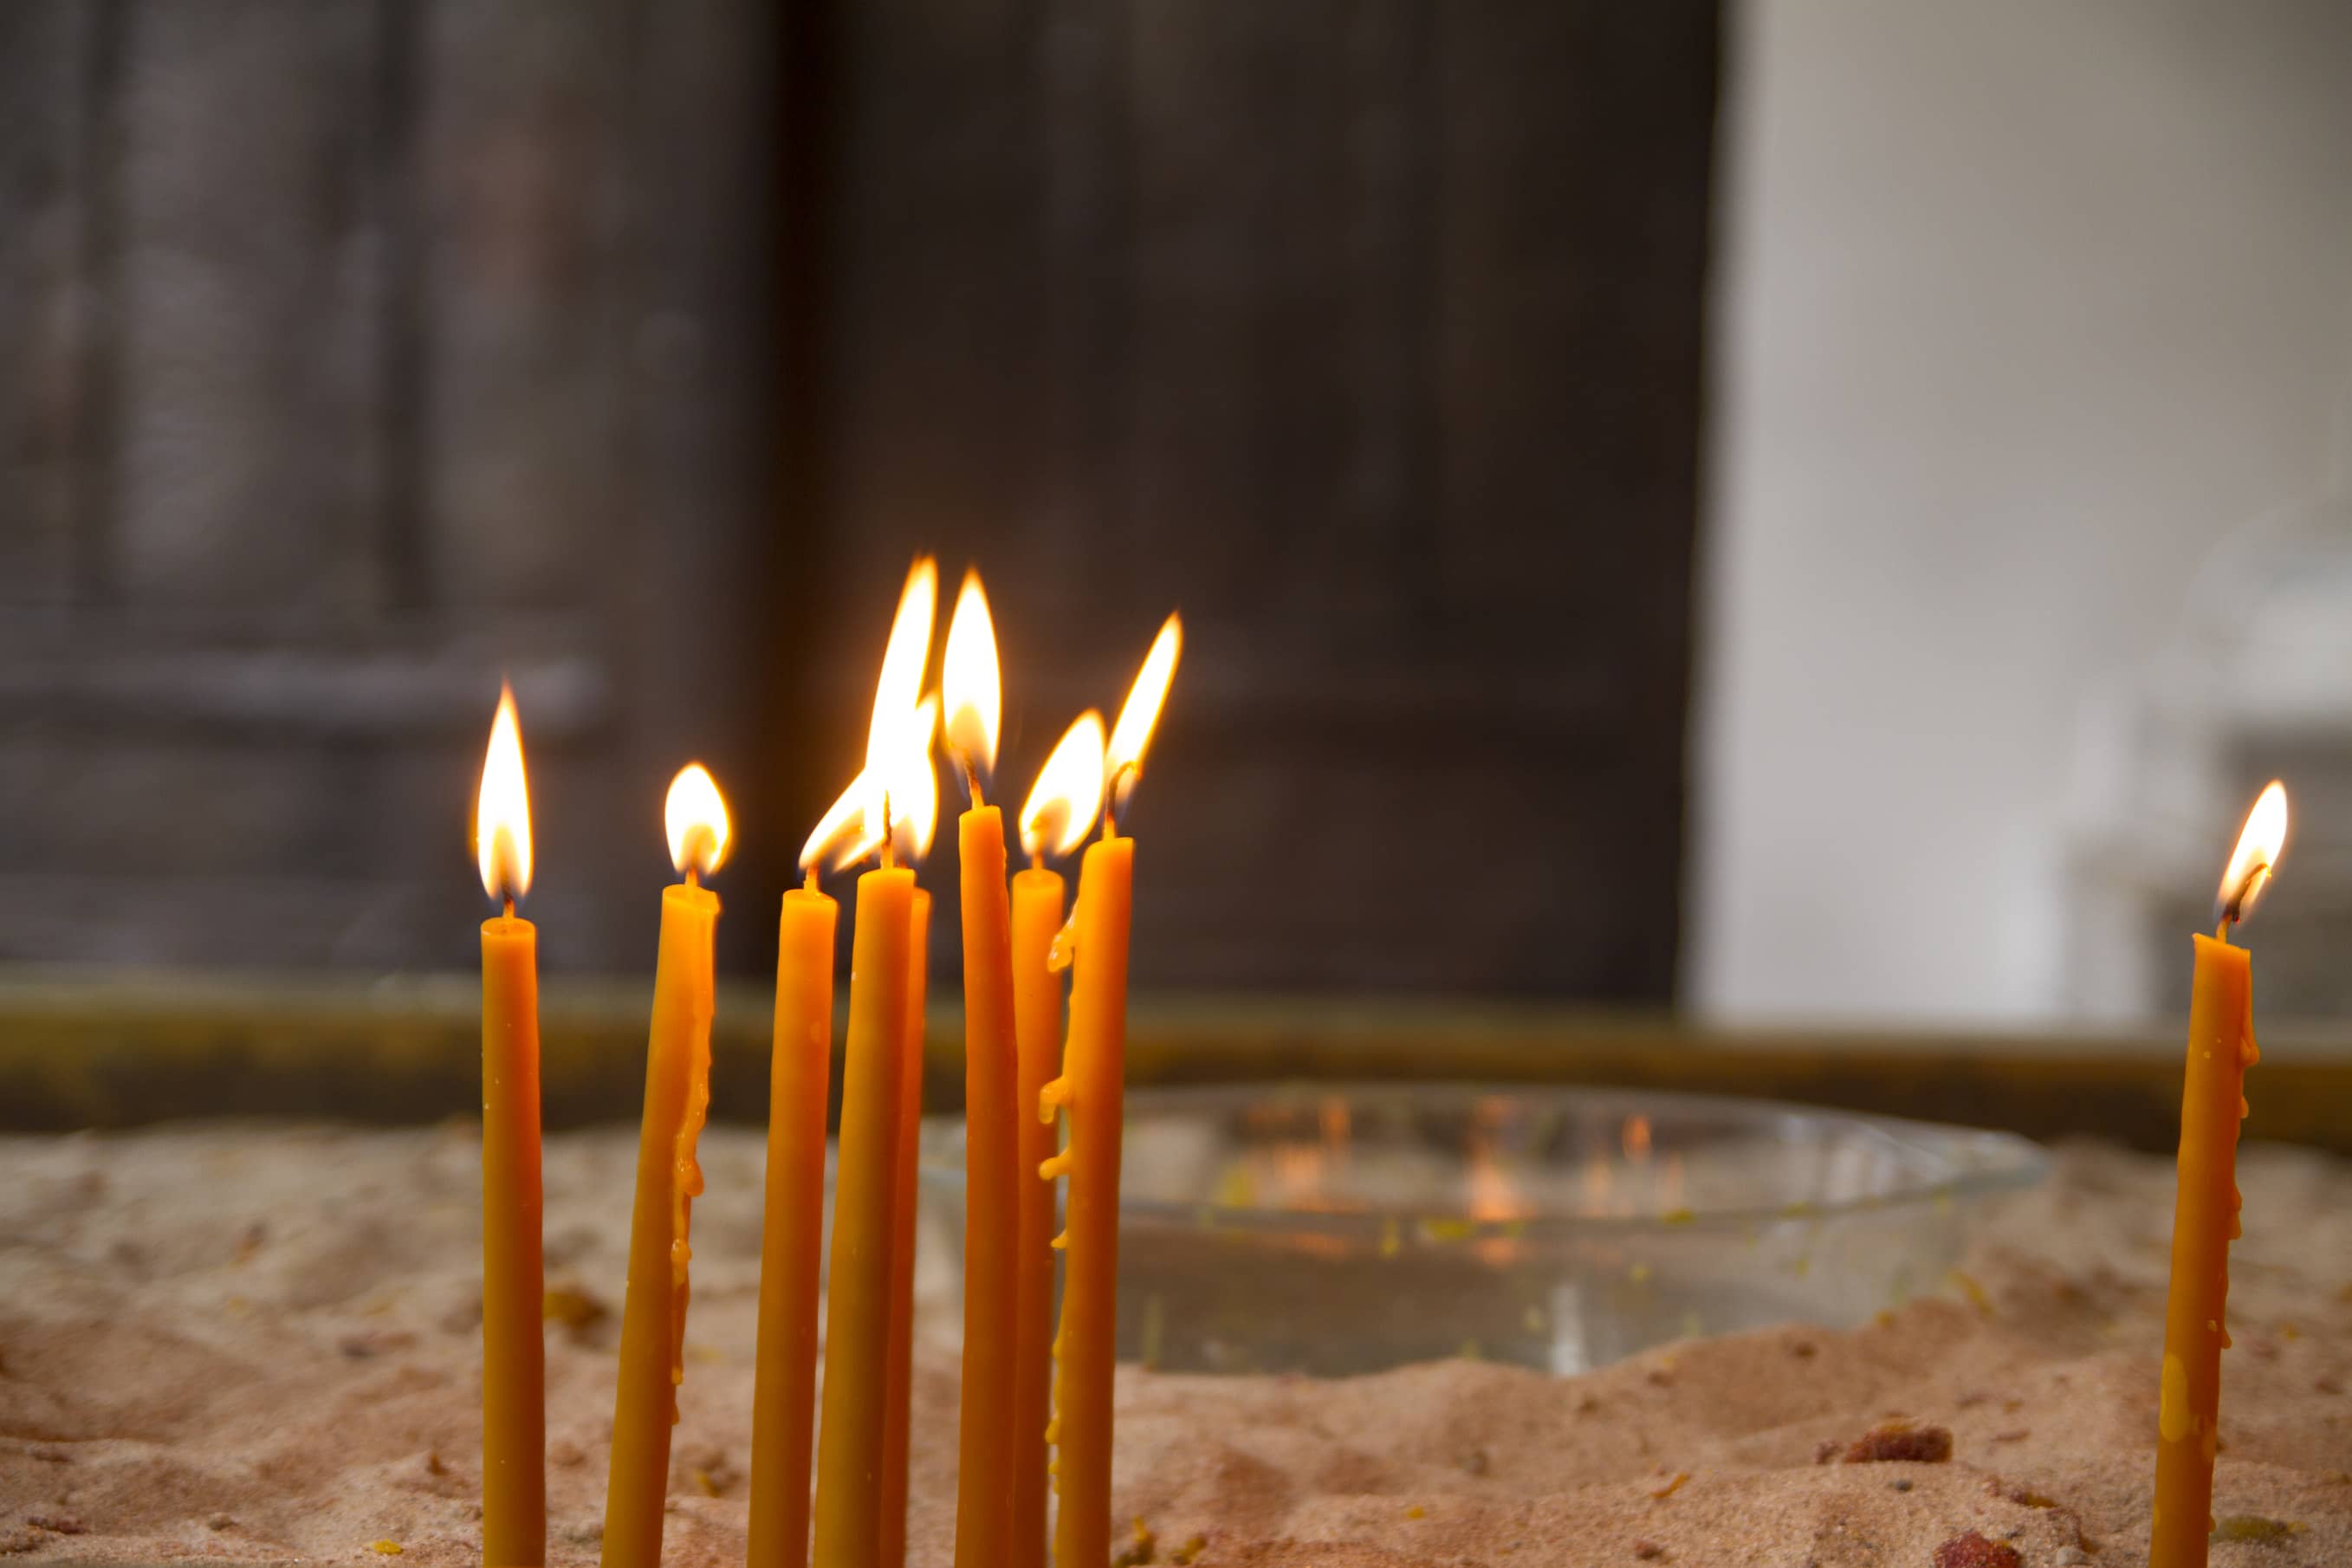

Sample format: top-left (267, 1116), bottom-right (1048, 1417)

top-left (882, 707), bottom-right (941, 1568)
top-left (745, 843), bottom-right (846, 1568)
top-left (881, 880), bottom-right (933, 1568)
top-left (813, 560), bottom-right (936, 1568)
top-left (943, 571), bottom-right (1021, 1568)
top-left (602, 763), bottom-right (730, 1568)
top-left (1010, 712), bottom-right (1106, 1568)
top-left (2150, 781), bottom-right (2289, 1568)
top-left (1044, 614), bottom-right (1181, 1568)
top-left (473, 686), bottom-right (544, 1568)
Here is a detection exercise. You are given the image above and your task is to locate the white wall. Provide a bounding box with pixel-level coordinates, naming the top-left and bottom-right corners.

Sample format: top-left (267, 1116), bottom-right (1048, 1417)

top-left (1693, 1), bottom-right (2352, 1023)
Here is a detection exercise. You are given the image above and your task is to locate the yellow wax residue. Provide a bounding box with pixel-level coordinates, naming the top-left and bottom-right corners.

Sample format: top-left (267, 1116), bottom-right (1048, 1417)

top-left (666, 1029), bottom-right (715, 1418)
top-left (1047, 908), bottom-right (1080, 974)
top-left (369, 1542), bottom-right (404, 1556)
top-left (1949, 1269), bottom-right (1994, 1316)
top-left (1040, 1075), bottom-right (1074, 1123)
top-left (2159, 1353), bottom-right (2192, 1442)
top-left (1040, 1147), bottom-right (1074, 1182)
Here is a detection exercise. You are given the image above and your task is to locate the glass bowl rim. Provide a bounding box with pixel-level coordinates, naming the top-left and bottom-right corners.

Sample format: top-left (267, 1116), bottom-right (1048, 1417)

top-left (917, 1079), bottom-right (2051, 1243)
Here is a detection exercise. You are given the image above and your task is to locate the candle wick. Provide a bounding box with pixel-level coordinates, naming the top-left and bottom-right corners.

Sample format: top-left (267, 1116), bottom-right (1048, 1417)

top-left (684, 866), bottom-right (699, 889)
top-left (957, 750), bottom-right (985, 810)
top-left (1103, 760), bottom-right (1140, 841)
top-left (804, 863), bottom-right (819, 894)
top-left (502, 894), bottom-right (515, 920)
top-left (880, 790), bottom-right (897, 871)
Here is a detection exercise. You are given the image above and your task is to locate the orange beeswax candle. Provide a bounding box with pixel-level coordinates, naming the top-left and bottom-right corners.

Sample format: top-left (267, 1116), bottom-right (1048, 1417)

top-left (747, 884), bottom-right (839, 1568)
top-left (1008, 865), bottom-right (1066, 1568)
top-left (2149, 781), bottom-right (2286, 1568)
top-left (813, 864), bottom-right (917, 1568)
top-left (1044, 832), bottom-right (1132, 1568)
top-left (479, 914), bottom-right (545, 1568)
top-left (602, 765), bottom-right (729, 1568)
top-left (953, 805), bottom-right (1020, 1568)
top-left (2150, 934), bottom-right (2254, 1567)
top-left (602, 878), bottom-right (720, 1568)
top-left (880, 888), bottom-right (932, 1568)
top-left (474, 688), bottom-right (544, 1568)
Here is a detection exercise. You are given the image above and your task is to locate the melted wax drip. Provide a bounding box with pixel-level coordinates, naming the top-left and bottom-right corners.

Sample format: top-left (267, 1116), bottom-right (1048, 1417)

top-left (1046, 903), bottom-right (1080, 974)
top-left (666, 1020), bottom-right (715, 1423)
top-left (1041, 1075), bottom-right (1078, 1496)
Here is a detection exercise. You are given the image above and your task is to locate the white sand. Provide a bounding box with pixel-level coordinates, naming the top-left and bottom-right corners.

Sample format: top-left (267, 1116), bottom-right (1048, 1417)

top-left (3, 1123), bottom-right (2348, 1565)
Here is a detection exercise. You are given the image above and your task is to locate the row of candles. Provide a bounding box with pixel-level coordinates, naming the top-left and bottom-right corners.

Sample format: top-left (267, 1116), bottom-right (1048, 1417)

top-left (473, 557), bottom-right (1175, 1568)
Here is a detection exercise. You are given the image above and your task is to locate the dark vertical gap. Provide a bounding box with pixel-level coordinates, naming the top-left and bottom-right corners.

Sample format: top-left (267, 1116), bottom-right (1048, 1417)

top-left (1103, 0), bottom-right (1137, 573)
top-left (68, 0), bottom-right (126, 610)
top-left (757, 0), bottom-right (847, 884)
top-left (373, 0), bottom-right (429, 614)
top-left (1396, 0), bottom-right (1441, 651)
top-left (1662, 0), bottom-right (1726, 1001)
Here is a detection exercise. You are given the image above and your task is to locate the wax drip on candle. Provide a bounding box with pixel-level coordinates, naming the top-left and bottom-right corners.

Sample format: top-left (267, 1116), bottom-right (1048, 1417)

top-left (667, 982), bottom-right (715, 1419)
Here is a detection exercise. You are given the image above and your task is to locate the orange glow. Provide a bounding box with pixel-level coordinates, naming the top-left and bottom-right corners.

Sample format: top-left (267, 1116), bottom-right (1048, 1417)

top-left (865, 558), bottom-right (938, 832)
top-left (664, 763), bottom-right (731, 878)
top-left (2217, 781), bottom-right (2289, 923)
top-left (475, 684), bottom-right (533, 902)
top-left (1017, 711), bottom-right (1107, 861)
top-left (943, 569), bottom-right (1001, 781)
top-left (887, 697), bottom-right (940, 865)
top-left (1105, 613), bottom-right (1182, 815)
top-left (1622, 1114), bottom-right (1652, 1165)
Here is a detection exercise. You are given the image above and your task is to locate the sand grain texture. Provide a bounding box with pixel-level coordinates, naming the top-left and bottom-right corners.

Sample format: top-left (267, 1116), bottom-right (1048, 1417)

top-left (3, 1124), bottom-right (2349, 1565)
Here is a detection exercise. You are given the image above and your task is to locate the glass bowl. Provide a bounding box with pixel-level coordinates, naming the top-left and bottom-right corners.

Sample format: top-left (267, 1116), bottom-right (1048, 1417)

top-left (917, 1082), bottom-right (2048, 1376)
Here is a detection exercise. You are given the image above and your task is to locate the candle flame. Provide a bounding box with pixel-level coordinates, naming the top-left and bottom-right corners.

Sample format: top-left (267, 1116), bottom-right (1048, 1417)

top-left (474, 684), bottom-right (532, 903)
top-left (800, 771), bottom-right (878, 874)
top-left (664, 763), bottom-right (731, 878)
top-left (798, 699), bottom-right (941, 874)
top-left (943, 568), bottom-right (1001, 783)
top-left (1018, 710), bottom-right (1107, 860)
top-left (1105, 612), bottom-right (1182, 819)
top-left (2217, 780), bottom-right (2289, 925)
top-left (865, 557), bottom-right (938, 833)
top-left (890, 696), bottom-right (940, 865)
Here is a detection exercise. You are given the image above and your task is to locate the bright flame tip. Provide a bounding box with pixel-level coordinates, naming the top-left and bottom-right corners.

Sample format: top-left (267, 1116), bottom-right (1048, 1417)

top-left (1019, 710), bottom-right (1109, 861)
top-left (943, 568), bottom-right (1002, 779)
top-left (475, 685), bottom-right (533, 904)
top-left (2217, 780), bottom-right (2288, 926)
top-left (664, 762), bottom-right (731, 878)
top-left (1105, 612), bottom-right (1182, 813)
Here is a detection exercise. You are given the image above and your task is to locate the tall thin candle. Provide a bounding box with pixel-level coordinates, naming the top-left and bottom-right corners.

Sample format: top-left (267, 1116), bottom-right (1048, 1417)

top-left (1010, 713), bottom-right (1105, 1568)
top-left (813, 559), bottom-right (937, 1568)
top-left (1046, 617), bottom-right (1180, 1568)
top-left (746, 871), bottom-right (839, 1568)
top-left (2149, 782), bottom-right (2288, 1568)
top-left (602, 764), bottom-right (731, 1568)
top-left (474, 687), bottom-right (544, 1568)
top-left (944, 571), bottom-right (1021, 1568)
top-left (880, 886), bottom-right (932, 1568)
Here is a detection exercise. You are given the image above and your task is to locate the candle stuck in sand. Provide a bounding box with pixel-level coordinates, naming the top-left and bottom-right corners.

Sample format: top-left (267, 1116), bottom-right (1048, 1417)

top-left (1045, 613), bottom-right (1180, 1568)
top-left (602, 764), bottom-right (729, 1568)
top-left (473, 686), bottom-right (544, 1568)
top-left (2149, 781), bottom-right (2288, 1568)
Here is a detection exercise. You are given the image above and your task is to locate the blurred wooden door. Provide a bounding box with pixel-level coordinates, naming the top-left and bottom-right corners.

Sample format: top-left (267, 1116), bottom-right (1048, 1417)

top-left (1, 0), bottom-right (1717, 997)
top-left (0, 0), bottom-right (776, 973)
top-left (771, 0), bottom-right (1720, 996)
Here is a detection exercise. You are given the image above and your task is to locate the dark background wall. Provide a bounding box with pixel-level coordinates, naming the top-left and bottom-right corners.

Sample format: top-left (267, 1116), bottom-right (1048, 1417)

top-left (0, 0), bottom-right (1720, 999)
